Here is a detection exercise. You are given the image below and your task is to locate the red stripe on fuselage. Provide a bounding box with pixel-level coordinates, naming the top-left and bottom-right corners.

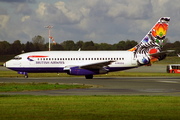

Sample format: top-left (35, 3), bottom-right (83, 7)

top-left (27, 55), bottom-right (48, 58)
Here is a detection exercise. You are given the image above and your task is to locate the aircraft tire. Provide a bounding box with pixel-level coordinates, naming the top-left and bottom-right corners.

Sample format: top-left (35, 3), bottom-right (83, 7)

top-left (85, 75), bottom-right (93, 79)
top-left (24, 75), bottom-right (28, 78)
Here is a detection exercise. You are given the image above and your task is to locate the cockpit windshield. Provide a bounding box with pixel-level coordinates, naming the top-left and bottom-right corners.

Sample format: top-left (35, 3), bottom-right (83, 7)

top-left (13, 56), bottom-right (22, 60)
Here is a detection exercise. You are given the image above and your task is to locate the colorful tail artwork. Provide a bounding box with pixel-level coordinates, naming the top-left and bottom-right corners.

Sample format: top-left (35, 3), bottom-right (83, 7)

top-left (129, 17), bottom-right (170, 65)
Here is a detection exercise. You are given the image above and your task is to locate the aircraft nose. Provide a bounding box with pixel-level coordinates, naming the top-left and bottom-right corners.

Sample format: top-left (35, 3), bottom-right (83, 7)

top-left (3, 62), bottom-right (6, 67)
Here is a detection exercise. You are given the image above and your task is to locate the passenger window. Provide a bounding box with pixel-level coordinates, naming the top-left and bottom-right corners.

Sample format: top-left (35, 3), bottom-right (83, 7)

top-left (122, 58), bottom-right (124, 60)
top-left (46, 58), bottom-right (48, 60)
top-left (97, 58), bottom-right (99, 60)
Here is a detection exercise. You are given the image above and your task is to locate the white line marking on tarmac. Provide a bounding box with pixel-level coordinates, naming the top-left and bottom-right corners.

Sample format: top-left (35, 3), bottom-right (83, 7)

top-left (159, 81), bottom-right (179, 84)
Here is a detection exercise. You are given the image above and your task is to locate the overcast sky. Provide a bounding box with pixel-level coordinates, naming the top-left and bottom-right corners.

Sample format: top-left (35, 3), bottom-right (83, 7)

top-left (0, 0), bottom-right (180, 44)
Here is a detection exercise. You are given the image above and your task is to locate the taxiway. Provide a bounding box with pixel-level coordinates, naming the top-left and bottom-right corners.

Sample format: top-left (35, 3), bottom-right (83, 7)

top-left (0, 77), bottom-right (180, 96)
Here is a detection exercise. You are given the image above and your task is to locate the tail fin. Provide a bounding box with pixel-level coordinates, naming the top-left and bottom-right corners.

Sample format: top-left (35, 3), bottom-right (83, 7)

top-left (129, 17), bottom-right (170, 65)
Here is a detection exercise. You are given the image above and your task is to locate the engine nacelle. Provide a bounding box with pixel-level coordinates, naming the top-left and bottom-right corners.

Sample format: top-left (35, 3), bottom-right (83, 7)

top-left (137, 54), bottom-right (150, 65)
top-left (99, 68), bottom-right (109, 74)
top-left (67, 67), bottom-right (108, 75)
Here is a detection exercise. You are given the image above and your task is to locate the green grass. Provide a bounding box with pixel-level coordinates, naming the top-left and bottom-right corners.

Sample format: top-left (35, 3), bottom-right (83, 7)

top-left (0, 71), bottom-right (70, 77)
top-left (98, 72), bottom-right (180, 77)
top-left (0, 62), bottom-right (3, 66)
top-left (0, 82), bottom-right (90, 92)
top-left (154, 56), bottom-right (180, 64)
top-left (1, 70), bottom-right (180, 78)
top-left (0, 95), bottom-right (180, 120)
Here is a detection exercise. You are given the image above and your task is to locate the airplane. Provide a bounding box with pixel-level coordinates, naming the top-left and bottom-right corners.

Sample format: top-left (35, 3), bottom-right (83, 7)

top-left (4, 17), bottom-right (170, 79)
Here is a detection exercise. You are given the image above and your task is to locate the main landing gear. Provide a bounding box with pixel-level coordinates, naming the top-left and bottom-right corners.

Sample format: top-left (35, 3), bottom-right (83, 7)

top-left (24, 75), bottom-right (28, 78)
top-left (18, 71), bottom-right (28, 78)
top-left (85, 75), bottom-right (93, 79)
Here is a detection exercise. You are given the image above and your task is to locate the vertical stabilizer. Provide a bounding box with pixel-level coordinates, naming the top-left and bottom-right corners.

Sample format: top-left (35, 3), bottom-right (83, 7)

top-left (129, 17), bottom-right (170, 65)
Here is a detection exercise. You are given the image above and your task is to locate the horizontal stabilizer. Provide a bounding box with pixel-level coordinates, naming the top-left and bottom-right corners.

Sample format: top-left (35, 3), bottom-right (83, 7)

top-left (149, 50), bottom-right (174, 57)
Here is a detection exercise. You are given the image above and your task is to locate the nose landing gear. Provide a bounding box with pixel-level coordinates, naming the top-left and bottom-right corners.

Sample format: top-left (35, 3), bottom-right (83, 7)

top-left (18, 72), bottom-right (28, 78)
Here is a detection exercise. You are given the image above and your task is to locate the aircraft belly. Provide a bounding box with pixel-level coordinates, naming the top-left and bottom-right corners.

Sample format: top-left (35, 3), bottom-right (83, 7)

top-left (7, 67), bottom-right (65, 73)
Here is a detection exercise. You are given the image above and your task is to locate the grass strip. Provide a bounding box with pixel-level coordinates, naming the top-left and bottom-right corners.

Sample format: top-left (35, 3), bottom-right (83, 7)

top-left (0, 95), bottom-right (180, 120)
top-left (0, 82), bottom-right (89, 92)
top-left (1, 70), bottom-right (180, 77)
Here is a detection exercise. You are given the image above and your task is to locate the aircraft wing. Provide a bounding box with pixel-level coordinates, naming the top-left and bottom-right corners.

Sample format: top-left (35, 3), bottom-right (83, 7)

top-left (63, 61), bottom-right (115, 71)
top-left (149, 50), bottom-right (174, 57)
top-left (80, 61), bottom-right (115, 69)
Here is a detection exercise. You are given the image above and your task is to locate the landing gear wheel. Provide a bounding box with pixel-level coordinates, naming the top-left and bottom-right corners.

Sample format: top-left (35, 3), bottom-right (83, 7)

top-left (85, 75), bottom-right (93, 79)
top-left (24, 75), bottom-right (28, 78)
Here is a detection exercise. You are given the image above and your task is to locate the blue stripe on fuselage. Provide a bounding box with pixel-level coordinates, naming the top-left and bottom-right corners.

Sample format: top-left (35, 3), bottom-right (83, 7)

top-left (7, 67), bottom-right (136, 74)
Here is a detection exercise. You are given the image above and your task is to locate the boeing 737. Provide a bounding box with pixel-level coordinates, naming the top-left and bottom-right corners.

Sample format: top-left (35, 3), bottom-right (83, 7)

top-left (4, 17), bottom-right (170, 79)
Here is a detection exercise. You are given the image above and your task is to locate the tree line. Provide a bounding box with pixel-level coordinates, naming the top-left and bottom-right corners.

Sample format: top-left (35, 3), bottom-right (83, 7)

top-left (0, 35), bottom-right (179, 56)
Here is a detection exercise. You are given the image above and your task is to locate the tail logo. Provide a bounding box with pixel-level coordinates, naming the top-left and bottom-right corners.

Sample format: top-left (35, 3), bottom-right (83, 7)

top-left (152, 22), bottom-right (168, 40)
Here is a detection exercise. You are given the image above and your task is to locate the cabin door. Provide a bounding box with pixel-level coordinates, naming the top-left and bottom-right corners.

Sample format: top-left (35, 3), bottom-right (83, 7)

top-left (131, 53), bottom-right (136, 65)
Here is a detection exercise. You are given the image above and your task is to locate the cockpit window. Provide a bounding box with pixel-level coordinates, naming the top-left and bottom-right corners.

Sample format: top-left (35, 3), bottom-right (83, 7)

top-left (13, 56), bottom-right (22, 60)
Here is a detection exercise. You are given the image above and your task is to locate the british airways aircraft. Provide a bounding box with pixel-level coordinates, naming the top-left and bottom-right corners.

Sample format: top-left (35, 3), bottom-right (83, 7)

top-left (4, 17), bottom-right (170, 79)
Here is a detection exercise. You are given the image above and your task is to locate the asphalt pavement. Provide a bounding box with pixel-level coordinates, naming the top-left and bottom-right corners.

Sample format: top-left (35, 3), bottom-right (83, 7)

top-left (0, 77), bottom-right (180, 96)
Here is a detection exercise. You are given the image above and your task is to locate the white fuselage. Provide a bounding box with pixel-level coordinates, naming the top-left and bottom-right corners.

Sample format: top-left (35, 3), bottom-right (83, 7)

top-left (5, 51), bottom-right (138, 74)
